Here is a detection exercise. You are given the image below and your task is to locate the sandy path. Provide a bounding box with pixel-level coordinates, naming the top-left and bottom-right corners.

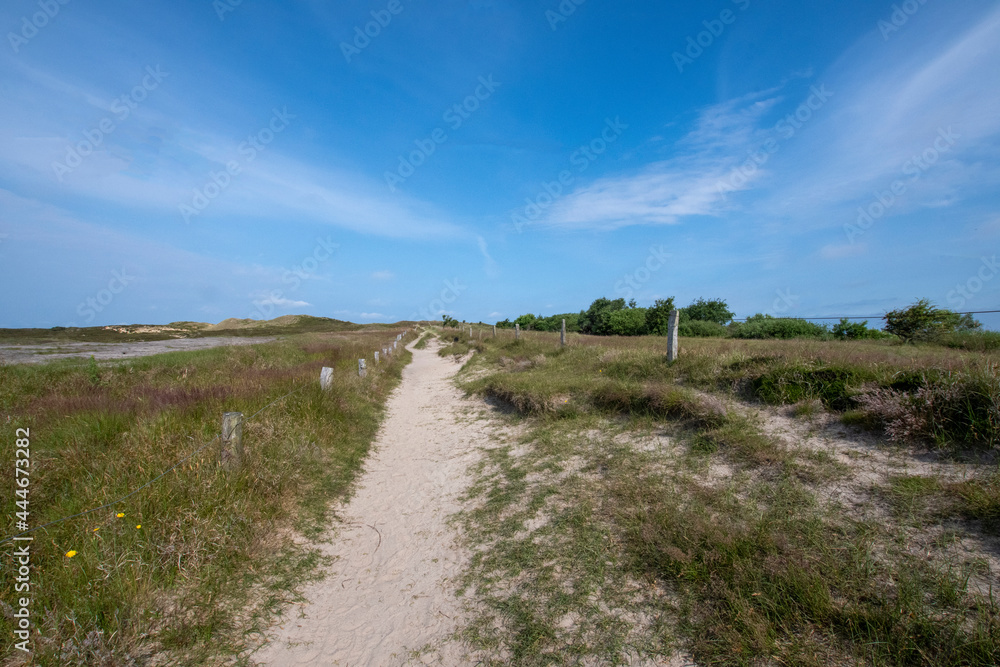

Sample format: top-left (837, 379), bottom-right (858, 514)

top-left (254, 340), bottom-right (482, 666)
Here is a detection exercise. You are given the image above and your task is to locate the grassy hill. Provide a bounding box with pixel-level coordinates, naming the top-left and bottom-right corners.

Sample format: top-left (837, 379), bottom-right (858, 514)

top-left (0, 315), bottom-right (388, 344)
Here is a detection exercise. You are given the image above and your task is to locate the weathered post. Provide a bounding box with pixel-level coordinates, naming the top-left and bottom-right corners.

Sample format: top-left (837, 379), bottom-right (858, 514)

top-left (492, 324), bottom-right (496, 338)
top-left (358, 358), bottom-right (367, 378)
top-left (469, 326), bottom-right (472, 337)
top-left (320, 367), bottom-right (334, 391)
top-left (667, 309), bottom-right (680, 363)
top-left (374, 351), bottom-right (379, 364)
top-left (221, 412), bottom-right (244, 470)
top-left (515, 323), bottom-right (520, 340)
top-left (560, 319), bottom-right (566, 348)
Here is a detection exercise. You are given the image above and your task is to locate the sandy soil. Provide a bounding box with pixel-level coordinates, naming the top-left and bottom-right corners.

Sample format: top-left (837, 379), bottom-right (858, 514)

top-left (254, 341), bottom-right (485, 666)
top-left (0, 336), bottom-right (275, 365)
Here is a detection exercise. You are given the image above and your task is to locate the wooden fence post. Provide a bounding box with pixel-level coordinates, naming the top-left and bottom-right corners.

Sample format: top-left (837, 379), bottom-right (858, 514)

top-left (358, 359), bottom-right (367, 378)
top-left (493, 324), bottom-right (496, 338)
top-left (221, 412), bottom-right (244, 470)
top-left (320, 367), bottom-right (334, 391)
top-left (515, 323), bottom-right (520, 340)
top-left (560, 319), bottom-right (566, 348)
top-left (667, 309), bottom-right (680, 363)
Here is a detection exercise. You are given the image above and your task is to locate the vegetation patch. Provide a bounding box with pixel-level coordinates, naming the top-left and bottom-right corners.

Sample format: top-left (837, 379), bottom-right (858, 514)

top-left (454, 331), bottom-right (1000, 665)
top-left (0, 330), bottom-right (413, 664)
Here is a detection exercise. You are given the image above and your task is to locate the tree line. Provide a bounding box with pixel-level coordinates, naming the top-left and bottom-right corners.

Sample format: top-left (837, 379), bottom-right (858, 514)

top-left (483, 297), bottom-right (989, 344)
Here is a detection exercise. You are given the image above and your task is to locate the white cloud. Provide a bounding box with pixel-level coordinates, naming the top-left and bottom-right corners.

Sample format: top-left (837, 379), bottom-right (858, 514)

top-left (359, 312), bottom-right (386, 320)
top-left (540, 6), bottom-right (1000, 233)
top-left (251, 294), bottom-right (311, 308)
top-left (477, 236), bottom-right (499, 277)
top-left (753, 4), bottom-right (1000, 220)
top-left (541, 91), bottom-right (783, 231)
top-left (371, 270), bottom-right (395, 281)
top-left (0, 63), bottom-right (466, 240)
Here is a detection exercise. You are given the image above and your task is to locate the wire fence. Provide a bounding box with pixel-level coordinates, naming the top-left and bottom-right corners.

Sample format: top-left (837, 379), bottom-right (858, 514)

top-left (729, 309), bottom-right (1000, 322)
top-left (0, 331), bottom-right (411, 548)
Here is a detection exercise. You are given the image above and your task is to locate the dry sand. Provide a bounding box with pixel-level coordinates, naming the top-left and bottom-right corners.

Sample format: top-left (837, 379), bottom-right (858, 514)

top-left (254, 340), bottom-right (485, 666)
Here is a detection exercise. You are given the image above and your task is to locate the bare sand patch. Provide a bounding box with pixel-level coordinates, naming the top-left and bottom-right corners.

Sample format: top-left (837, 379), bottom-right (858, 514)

top-left (253, 341), bottom-right (487, 666)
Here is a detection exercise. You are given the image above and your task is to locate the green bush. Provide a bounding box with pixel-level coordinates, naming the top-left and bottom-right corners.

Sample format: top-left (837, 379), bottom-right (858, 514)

top-left (832, 318), bottom-right (891, 340)
top-left (732, 315), bottom-right (830, 340)
top-left (679, 320), bottom-right (728, 337)
top-left (645, 298), bottom-right (676, 336)
top-left (941, 330), bottom-right (1000, 352)
top-left (749, 364), bottom-right (877, 411)
top-left (680, 298), bottom-right (733, 325)
top-left (605, 308), bottom-right (648, 336)
top-left (580, 297), bottom-right (627, 335)
top-left (884, 299), bottom-right (980, 343)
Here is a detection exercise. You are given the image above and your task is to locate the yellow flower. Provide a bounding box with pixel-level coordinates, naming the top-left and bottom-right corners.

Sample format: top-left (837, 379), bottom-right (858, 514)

top-left (66, 550), bottom-right (77, 558)
top-left (117, 513), bottom-right (124, 518)
top-left (136, 525), bottom-right (142, 529)
top-left (93, 528), bottom-right (99, 532)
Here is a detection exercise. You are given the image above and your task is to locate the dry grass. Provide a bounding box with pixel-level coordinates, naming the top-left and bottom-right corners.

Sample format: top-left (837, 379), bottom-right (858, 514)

top-left (452, 331), bottom-right (1000, 666)
top-left (0, 330), bottom-right (412, 665)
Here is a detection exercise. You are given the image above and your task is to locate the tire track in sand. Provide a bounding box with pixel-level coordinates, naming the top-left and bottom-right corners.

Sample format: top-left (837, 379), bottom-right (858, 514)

top-left (254, 339), bottom-right (482, 666)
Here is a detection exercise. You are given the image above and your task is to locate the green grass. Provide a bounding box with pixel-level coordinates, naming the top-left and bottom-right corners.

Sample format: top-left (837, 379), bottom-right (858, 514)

top-left (0, 329), bottom-right (413, 664)
top-left (453, 331), bottom-right (1000, 453)
top-left (452, 331), bottom-right (1000, 666)
top-left (414, 330), bottom-right (435, 349)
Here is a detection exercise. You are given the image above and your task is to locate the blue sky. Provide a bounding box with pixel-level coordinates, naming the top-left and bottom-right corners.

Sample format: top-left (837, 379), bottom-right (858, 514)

top-left (1, 0), bottom-right (999, 329)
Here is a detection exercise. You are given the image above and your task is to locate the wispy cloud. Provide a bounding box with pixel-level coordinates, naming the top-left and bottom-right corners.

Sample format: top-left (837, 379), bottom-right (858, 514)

top-left (539, 6), bottom-right (1000, 233)
top-left (540, 91), bottom-right (784, 231)
top-left (251, 295), bottom-right (311, 309)
top-left (477, 235), bottom-right (499, 276)
top-left (371, 270), bottom-right (395, 281)
top-left (0, 62), bottom-right (465, 240)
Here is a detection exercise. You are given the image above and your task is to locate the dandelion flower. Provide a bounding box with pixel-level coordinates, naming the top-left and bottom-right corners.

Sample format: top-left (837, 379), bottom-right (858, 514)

top-left (65, 550), bottom-right (77, 558)
top-left (136, 525), bottom-right (142, 529)
top-left (93, 528), bottom-right (99, 532)
top-left (117, 513), bottom-right (124, 518)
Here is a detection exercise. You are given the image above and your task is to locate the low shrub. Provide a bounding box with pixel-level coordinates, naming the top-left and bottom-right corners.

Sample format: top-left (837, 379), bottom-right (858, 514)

top-left (679, 320), bottom-right (728, 338)
top-left (732, 315), bottom-right (830, 340)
